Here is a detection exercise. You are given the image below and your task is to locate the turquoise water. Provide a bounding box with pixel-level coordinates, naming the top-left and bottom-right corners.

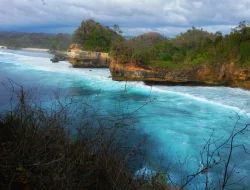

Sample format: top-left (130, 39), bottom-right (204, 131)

top-left (0, 49), bottom-right (250, 189)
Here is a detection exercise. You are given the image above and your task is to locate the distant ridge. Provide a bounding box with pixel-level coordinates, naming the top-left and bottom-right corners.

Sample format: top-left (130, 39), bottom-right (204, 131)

top-left (128, 32), bottom-right (167, 47)
top-left (0, 31), bottom-right (71, 50)
top-left (130, 32), bottom-right (166, 46)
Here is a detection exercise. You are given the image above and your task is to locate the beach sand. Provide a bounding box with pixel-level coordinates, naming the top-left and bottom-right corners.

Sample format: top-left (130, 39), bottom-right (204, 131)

top-left (21, 48), bottom-right (50, 52)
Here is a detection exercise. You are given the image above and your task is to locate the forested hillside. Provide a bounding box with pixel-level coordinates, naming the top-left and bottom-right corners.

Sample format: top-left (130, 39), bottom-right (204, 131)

top-left (0, 32), bottom-right (71, 51)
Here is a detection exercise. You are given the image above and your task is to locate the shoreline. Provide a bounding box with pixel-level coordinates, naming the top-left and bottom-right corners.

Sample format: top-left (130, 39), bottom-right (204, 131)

top-left (21, 48), bottom-right (50, 52)
top-left (0, 46), bottom-right (50, 52)
top-left (109, 62), bottom-right (250, 91)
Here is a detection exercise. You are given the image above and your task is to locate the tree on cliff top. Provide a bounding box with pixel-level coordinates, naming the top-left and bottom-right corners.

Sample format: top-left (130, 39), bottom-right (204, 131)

top-left (110, 32), bottom-right (167, 65)
top-left (71, 19), bottom-right (123, 52)
top-left (112, 21), bottom-right (250, 68)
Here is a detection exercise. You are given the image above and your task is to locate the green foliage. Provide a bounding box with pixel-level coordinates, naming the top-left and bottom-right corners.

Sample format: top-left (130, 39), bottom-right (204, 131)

top-left (112, 21), bottom-right (250, 68)
top-left (0, 32), bottom-right (71, 50)
top-left (72, 19), bottom-right (122, 52)
top-left (152, 41), bottom-right (176, 61)
top-left (172, 28), bottom-right (215, 50)
top-left (190, 52), bottom-right (209, 65)
top-left (113, 24), bottom-right (122, 34)
top-left (239, 42), bottom-right (250, 62)
top-left (172, 52), bottom-right (184, 63)
top-left (84, 27), bottom-right (111, 52)
top-left (132, 49), bottom-right (151, 64)
top-left (146, 61), bottom-right (182, 70)
top-left (111, 32), bottom-right (167, 64)
top-left (147, 160), bottom-right (168, 187)
top-left (50, 33), bottom-right (71, 51)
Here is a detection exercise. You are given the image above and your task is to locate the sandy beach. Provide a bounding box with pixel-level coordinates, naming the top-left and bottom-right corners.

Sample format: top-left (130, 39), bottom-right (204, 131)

top-left (21, 48), bottom-right (50, 52)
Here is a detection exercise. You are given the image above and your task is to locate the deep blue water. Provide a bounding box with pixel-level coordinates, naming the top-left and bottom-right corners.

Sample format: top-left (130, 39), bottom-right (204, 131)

top-left (0, 49), bottom-right (250, 189)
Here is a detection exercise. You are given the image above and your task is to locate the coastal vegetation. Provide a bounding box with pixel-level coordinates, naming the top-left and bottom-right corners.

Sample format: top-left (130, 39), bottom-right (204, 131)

top-left (71, 19), bottom-right (122, 52)
top-left (106, 21), bottom-right (250, 90)
top-left (49, 33), bottom-right (71, 52)
top-left (68, 19), bottom-right (250, 89)
top-left (111, 21), bottom-right (250, 69)
top-left (2, 19), bottom-right (250, 69)
top-left (3, 19), bottom-right (250, 71)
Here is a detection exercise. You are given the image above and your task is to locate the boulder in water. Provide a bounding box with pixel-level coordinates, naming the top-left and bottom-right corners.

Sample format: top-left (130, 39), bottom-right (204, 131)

top-left (50, 52), bottom-right (68, 63)
top-left (50, 57), bottom-right (59, 63)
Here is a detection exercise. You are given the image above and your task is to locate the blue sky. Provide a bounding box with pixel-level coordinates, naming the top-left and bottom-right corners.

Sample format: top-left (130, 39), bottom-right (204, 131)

top-left (0, 0), bottom-right (250, 37)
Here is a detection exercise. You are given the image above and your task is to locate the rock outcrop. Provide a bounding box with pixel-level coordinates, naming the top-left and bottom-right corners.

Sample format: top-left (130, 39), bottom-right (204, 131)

top-left (50, 44), bottom-right (111, 68)
top-left (50, 52), bottom-right (68, 63)
top-left (109, 61), bottom-right (250, 90)
top-left (67, 44), bottom-right (111, 68)
top-left (68, 50), bottom-right (110, 68)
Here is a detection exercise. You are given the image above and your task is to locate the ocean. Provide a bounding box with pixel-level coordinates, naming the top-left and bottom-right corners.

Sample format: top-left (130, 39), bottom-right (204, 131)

top-left (0, 49), bottom-right (249, 189)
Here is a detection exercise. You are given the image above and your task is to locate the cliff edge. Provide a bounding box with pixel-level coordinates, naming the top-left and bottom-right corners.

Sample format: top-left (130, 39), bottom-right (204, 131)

top-left (67, 44), bottom-right (111, 68)
top-left (109, 61), bottom-right (250, 90)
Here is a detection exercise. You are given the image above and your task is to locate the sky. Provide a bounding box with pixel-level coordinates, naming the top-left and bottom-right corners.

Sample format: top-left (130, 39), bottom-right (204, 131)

top-left (0, 0), bottom-right (250, 37)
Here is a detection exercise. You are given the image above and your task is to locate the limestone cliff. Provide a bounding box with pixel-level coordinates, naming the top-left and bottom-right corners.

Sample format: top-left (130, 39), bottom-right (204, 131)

top-left (109, 61), bottom-right (250, 90)
top-left (67, 44), bottom-right (111, 68)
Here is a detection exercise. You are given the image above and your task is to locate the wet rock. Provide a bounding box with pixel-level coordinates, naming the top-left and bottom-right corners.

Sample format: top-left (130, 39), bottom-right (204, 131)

top-left (50, 57), bottom-right (59, 63)
top-left (50, 52), bottom-right (68, 63)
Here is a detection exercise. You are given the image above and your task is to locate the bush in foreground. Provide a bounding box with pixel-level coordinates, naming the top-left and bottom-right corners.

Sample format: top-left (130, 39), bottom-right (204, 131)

top-left (0, 87), bottom-right (169, 190)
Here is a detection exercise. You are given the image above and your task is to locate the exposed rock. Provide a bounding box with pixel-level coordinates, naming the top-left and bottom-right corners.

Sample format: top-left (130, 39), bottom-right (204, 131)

top-left (50, 57), bottom-right (59, 63)
top-left (67, 44), bottom-right (111, 68)
top-left (109, 61), bottom-right (250, 90)
top-left (50, 52), bottom-right (68, 63)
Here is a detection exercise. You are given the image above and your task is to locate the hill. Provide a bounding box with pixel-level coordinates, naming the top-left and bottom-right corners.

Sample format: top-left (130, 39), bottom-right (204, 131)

top-left (71, 19), bottom-right (122, 52)
top-left (171, 28), bottom-right (216, 49)
top-left (0, 32), bottom-right (71, 51)
top-left (130, 32), bottom-right (166, 47)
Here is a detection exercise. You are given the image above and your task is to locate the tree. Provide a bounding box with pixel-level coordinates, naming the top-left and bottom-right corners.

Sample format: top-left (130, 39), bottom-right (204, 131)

top-left (113, 24), bottom-right (120, 33)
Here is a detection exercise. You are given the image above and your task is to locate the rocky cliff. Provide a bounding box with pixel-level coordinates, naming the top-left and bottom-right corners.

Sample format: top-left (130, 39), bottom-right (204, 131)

top-left (109, 61), bottom-right (250, 89)
top-left (67, 44), bottom-right (111, 68)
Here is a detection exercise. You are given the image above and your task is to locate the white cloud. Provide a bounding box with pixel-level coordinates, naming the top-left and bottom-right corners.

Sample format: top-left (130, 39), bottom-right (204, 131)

top-left (0, 0), bottom-right (249, 36)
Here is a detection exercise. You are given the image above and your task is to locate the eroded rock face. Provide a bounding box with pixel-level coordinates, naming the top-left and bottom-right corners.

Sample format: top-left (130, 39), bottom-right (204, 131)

top-left (109, 61), bottom-right (250, 90)
top-left (50, 52), bottom-right (68, 63)
top-left (67, 44), bottom-right (111, 68)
